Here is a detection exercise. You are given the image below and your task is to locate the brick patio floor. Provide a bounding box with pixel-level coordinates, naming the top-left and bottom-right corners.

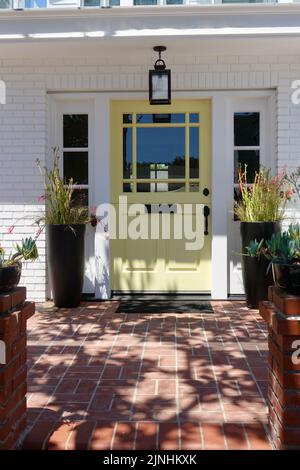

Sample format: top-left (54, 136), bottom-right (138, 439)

top-left (22, 300), bottom-right (273, 450)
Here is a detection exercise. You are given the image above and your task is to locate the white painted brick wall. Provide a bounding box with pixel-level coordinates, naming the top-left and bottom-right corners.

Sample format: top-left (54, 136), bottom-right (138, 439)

top-left (0, 52), bottom-right (300, 300)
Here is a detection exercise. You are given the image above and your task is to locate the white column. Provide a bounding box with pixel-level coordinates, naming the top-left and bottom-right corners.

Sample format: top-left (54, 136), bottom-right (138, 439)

top-left (94, 95), bottom-right (111, 299)
top-left (211, 94), bottom-right (229, 299)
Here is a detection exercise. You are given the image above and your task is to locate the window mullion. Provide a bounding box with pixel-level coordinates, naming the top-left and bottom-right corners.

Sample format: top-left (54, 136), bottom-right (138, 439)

top-left (234, 146), bottom-right (260, 151)
top-left (63, 147), bottom-right (89, 153)
top-left (185, 113), bottom-right (189, 192)
top-left (132, 115), bottom-right (137, 193)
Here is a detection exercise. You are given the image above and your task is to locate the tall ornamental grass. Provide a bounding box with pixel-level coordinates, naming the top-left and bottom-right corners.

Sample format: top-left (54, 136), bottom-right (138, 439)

top-left (234, 166), bottom-right (292, 222)
top-left (36, 147), bottom-right (89, 226)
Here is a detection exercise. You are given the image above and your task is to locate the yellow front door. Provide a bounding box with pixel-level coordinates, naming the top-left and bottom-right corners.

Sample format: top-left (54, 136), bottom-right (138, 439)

top-left (110, 100), bottom-right (211, 293)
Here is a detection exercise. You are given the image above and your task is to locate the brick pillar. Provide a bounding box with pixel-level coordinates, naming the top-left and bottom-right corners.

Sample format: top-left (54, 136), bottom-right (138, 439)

top-left (0, 287), bottom-right (34, 450)
top-left (260, 287), bottom-right (300, 450)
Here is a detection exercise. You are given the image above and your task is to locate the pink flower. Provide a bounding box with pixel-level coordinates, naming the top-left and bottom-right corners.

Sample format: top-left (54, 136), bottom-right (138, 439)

top-left (7, 226), bottom-right (14, 234)
top-left (38, 194), bottom-right (46, 202)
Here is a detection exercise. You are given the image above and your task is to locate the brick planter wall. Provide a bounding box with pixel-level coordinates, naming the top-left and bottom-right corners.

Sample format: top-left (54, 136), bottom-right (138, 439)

top-left (0, 287), bottom-right (34, 450)
top-left (260, 287), bottom-right (300, 450)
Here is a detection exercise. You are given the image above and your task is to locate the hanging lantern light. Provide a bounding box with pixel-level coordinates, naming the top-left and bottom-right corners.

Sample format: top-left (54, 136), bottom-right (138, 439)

top-left (149, 46), bottom-right (171, 105)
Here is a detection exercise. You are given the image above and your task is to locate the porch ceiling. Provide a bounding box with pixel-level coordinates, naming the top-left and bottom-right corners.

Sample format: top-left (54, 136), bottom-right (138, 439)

top-left (1, 34), bottom-right (300, 59)
top-left (1, 4), bottom-right (300, 57)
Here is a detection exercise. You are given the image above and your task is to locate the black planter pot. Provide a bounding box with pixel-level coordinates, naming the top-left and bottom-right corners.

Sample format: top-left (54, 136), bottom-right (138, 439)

top-left (47, 224), bottom-right (86, 308)
top-left (272, 263), bottom-right (300, 295)
top-left (240, 221), bottom-right (281, 308)
top-left (0, 263), bottom-right (22, 293)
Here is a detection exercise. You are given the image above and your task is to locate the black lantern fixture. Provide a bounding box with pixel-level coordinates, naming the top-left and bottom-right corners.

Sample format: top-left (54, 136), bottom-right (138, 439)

top-left (149, 46), bottom-right (171, 105)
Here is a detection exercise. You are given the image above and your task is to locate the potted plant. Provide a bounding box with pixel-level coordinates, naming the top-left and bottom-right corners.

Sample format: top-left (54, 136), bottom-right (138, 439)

top-left (234, 166), bottom-right (291, 308)
top-left (36, 147), bottom-right (89, 308)
top-left (0, 238), bottom-right (38, 293)
top-left (263, 225), bottom-right (300, 295)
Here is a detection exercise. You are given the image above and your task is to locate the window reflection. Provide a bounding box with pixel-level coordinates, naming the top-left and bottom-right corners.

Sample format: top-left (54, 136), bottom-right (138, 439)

top-left (233, 111), bottom-right (261, 220)
top-left (122, 112), bottom-right (201, 193)
top-left (134, 0), bottom-right (157, 4)
top-left (123, 128), bottom-right (132, 179)
top-left (189, 183), bottom-right (199, 192)
top-left (190, 127), bottom-right (199, 178)
top-left (63, 113), bottom-right (89, 207)
top-left (136, 114), bottom-right (185, 124)
top-left (63, 152), bottom-right (88, 185)
top-left (71, 189), bottom-right (88, 207)
top-left (123, 114), bottom-right (132, 124)
top-left (63, 114), bottom-right (88, 148)
top-left (83, 0), bottom-right (100, 6)
top-left (136, 127), bottom-right (185, 179)
top-left (234, 112), bottom-right (259, 146)
top-left (234, 150), bottom-right (260, 183)
top-left (123, 183), bottom-right (133, 193)
top-left (137, 182), bottom-right (185, 193)
top-left (189, 113), bottom-right (199, 123)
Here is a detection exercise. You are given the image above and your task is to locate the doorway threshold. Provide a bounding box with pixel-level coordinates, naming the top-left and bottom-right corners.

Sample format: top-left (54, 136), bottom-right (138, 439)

top-left (81, 293), bottom-right (246, 302)
top-left (111, 292), bottom-right (212, 301)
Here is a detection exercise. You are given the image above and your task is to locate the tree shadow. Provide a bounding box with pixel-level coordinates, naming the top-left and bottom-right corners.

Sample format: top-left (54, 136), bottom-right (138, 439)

top-left (23, 300), bottom-right (271, 450)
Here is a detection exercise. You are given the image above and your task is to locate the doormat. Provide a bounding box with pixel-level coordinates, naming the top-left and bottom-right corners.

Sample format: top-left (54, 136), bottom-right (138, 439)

top-left (115, 299), bottom-right (213, 314)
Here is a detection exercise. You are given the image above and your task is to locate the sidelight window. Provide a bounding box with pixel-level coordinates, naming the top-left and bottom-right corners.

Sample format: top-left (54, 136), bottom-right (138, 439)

top-left (63, 114), bottom-right (89, 206)
top-left (233, 111), bottom-right (260, 217)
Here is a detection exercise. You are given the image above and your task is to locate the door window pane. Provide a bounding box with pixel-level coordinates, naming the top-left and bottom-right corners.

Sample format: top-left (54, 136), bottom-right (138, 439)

top-left (71, 189), bottom-right (89, 207)
top-left (136, 113), bottom-right (185, 124)
top-left (189, 183), bottom-right (199, 192)
top-left (123, 183), bottom-right (133, 193)
top-left (134, 0), bottom-right (157, 4)
top-left (136, 127), bottom-right (185, 179)
top-left (234, 150), bottom-right (260, 184)
top-left (137, 182), bottom-right (185, 193)
top-left (123, 128), bottom-right (133, 179)
top-left (63, 114), bottom-right (88, 148)
top-left (83, 0), bottom-right (100, 5)
top-left (190, 127), bottom-right (199, 178)
top-left (63, 152), bottom-right (88, 185)
top-left (123, 114), bottom-right (132, 124)
top-left (234, 112), bottom-right (259, 146)
top-left (0, 0), bottom-right (11, 7)
top-left (189, 113), bottom-right (199, 123)
top-left (223, 0), bottom-right (267, 3)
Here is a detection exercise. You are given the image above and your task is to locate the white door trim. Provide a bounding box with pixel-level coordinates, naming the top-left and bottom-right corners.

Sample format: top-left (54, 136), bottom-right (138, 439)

top-left (227, 94), bottom-right (276, 295)
top-left (48, 96), bottom-right (96, 295)
top-left (49, 89), bottom-right (275, 300)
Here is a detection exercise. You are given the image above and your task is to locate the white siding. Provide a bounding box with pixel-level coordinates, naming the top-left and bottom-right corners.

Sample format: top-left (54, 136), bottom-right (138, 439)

top-left (0, 52), bottom-right (300, 300)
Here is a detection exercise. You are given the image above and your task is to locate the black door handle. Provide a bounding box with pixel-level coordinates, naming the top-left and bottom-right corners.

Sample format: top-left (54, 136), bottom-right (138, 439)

top-left (145, 204), bottom-right (177, 214)
top-left (204, 205), bottom-right (210, 236)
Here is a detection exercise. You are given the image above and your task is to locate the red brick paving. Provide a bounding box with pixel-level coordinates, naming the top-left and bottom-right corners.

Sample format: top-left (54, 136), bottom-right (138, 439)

top-left (22, 301), bottom-right (273, 450)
